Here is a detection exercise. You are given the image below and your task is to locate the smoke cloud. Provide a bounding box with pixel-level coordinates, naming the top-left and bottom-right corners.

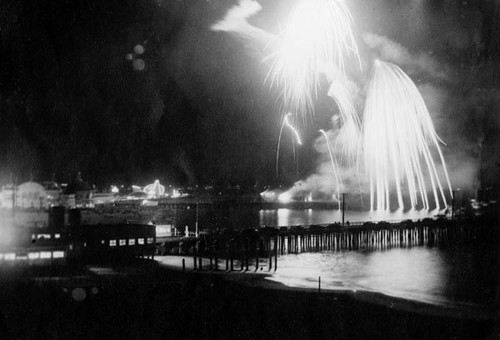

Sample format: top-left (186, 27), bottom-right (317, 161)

top-left (210, 0), bottom-right (275, 52)
top-left (361, 32), bottom-right (449, 81)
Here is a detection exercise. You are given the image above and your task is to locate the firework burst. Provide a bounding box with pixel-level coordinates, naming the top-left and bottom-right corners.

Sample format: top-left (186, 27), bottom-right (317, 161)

top-left (276, 113), bottom-right (302, 177)
top-left (327, 80), bottom-right (362, 166)
top-left (265, 0), bottom-right (361, 120)
top-left (319, 129), bottom-right (342, 206)
top-left (363, 60), bottom-right (453, 211)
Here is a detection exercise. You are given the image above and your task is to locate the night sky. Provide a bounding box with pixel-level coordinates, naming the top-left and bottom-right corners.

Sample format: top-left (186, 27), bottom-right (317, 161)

top-left (1, 0), bottom-right (499, 194)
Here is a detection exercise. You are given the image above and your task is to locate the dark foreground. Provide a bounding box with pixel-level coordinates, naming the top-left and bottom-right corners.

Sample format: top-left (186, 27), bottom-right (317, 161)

top-left (0, 262), bottom-right (497, 340)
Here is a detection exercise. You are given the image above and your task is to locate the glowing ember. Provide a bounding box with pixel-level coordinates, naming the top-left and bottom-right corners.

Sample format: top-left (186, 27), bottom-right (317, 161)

top-left (363, 60), bottom-right (452, 211)
top-left (265, 0), bottom-right (361, 119)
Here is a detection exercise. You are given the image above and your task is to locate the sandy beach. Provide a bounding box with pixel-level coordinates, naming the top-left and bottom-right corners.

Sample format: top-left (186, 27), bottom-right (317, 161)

top-left (0, 257), bottom-right (497, 339)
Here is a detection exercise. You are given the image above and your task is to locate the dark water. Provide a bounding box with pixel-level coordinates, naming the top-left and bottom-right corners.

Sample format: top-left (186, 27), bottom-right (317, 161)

top-left (168, 207), bottom-right (497, 307)
top-left (169, 206), bottom-right (442, 230)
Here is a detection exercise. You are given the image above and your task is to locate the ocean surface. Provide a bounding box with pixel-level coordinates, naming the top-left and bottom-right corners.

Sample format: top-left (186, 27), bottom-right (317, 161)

top-left (170, 206), bottom-right (444, 230)
top-left (267, 245), bottom-right (497, 308)
top-left (172, 206), bottom-right (497, 307)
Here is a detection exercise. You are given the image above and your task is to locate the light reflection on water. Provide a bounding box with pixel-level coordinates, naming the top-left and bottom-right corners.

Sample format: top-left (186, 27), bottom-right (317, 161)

top-left (268, 246), bottom-right (494, 307)
top-left (259, 208), bottom-right (441, 226)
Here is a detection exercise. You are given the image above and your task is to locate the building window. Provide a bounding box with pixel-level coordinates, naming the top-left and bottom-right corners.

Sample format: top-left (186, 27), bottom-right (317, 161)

top-left (138, 238), bottom-right (144, 245)
top-left (119, 239), bottom-right (126, 246)
top-left (4, 253), bottom-right (15, 261)
top-left (129, 239), bottom-right (135, 246)
top-left (147, 238), bottom-right (154, 244)
top-left (52, 251), bottom-right (65, 258)
top-left (28, 252), bottom-right (40, 260)
top-left (110, 240), bottom-right (117, 247)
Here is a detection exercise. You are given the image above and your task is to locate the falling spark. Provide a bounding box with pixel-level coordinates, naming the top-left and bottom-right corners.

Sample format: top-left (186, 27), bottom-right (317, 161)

top-left (319, 129), bottom-right (342, 208)
top-left (284, 113), bottom-right (303, 145)
top-left (363, 60), bottom-right (453, 211)
top-left (276, 112), bottom-right (302, 177)
top-left (265, 0), bottom-right (361, 119)
top-left (327, 80), bottom-right (362, 166)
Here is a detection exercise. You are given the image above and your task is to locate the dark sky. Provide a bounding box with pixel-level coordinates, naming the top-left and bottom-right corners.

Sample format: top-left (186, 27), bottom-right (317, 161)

top-left (1, 0), bottom-right (499, 193)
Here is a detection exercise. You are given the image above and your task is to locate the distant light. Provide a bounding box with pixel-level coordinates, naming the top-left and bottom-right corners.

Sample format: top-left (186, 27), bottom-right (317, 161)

top-left (279, 192), bottom-right (292, 203)
top-left (125, 53), bottom-right (133, 60)
top-left (40, 252), bottom-right (52, 259)
top-left (28, 252), bottom-right (40, 260)
top-left (4, 253), bottom-right (16, 260)
top-left (53, 251), bottom-right (65, 258)
top-left (133, 58), bottom-right (145, 71)
top-left (111, 185), bottom-right (119, 193)
top-left (134, 44), bottom-right (145, 55)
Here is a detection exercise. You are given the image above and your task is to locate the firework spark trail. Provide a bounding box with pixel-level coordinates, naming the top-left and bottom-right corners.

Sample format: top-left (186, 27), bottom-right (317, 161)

top-left (284, 113), bottom-right (303, 145)
top-left (327, 80), bottom-right (362, 166)
top-left (363, 60), bottom-right (453, 211)
top-left (276, 113), bottom-right (302, 177)
top-left (319, 129), bottom-right (342, 208)
top-left (265, 0), bottom-right (361, 119)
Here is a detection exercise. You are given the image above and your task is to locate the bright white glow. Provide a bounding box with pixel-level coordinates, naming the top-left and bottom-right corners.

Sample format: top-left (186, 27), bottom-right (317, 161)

top-left (28, 252), bottom-right (40, 260)
top-left (129, 239), bottom-right (135, 245)
top-left (279, 192), bottom-right (292, 203)
top-left (363, 61), bottom-right (452, 210)
top-left (40, 252), bottom-right (52, 259)
top-left (52, 251), bottom-right (65, 258)
top-left (111, 185), bottom-right (119, 193)
top-left (327, 80), bottom-right (362, 166)
top-left (172, 189), bottom-right (181, 198)
top-left (266, 0), bottom-right (360, 118)
top-left (4, 253), bottom-right (15, 260)
top-left (143, 180), bottom-right (165, 198)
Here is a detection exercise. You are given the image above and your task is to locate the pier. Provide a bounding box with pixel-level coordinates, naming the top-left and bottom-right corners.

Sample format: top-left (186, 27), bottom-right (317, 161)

top-left (160, 216), bottom-right (493, 272)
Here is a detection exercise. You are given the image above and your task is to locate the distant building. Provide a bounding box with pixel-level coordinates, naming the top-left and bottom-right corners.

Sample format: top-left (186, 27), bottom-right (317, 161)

top-left (0, 184), bottom-right (15, 209)
top-left (63, 172), bottom-right (95, 208)
top-left (143, 180), bottom-right (165, 198)
top-left (16, 182), bottom-right (47, 209)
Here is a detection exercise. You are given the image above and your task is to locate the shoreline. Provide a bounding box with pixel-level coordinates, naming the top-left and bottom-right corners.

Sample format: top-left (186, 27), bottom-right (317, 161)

top-left (156, 255), bottom-right (499, 322)
top-left (0, 257), bottom-right (497, 338)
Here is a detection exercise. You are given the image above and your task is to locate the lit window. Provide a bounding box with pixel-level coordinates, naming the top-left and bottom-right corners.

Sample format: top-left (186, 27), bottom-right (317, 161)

top-left (129, 239), bottom-right (135, 246)
top-left (28, 252), bottom-right (40, 260)
top-left (4, 253), bottom-right (15, 261)
top-left (37, 234), bottom-right (51, 239)
top-left (119, 239), bottom-right (126, 246)
top-left (147, 238), bottom-right (154, 244)
top-left (40, 252), bottom-right (52, 259)
top-left (110, 240), bottom-right (117, 247)
top-left (53, 251), bottom-right (65, 258)
top-left (138, 238), bottom-right (144, 245)
top-left (101, 240), bottom-right (105, 245)
top-left (55, 234), bottom-right (61, 239)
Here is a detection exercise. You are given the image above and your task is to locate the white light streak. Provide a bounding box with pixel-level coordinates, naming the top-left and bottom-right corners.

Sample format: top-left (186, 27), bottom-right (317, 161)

top-left (363, 60), bottom-right (452, 211)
